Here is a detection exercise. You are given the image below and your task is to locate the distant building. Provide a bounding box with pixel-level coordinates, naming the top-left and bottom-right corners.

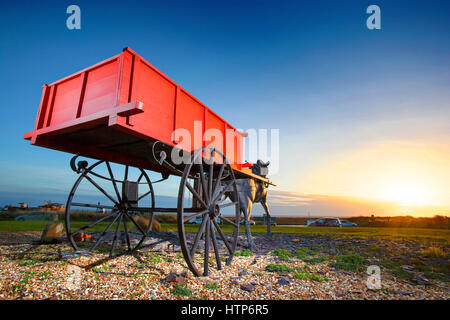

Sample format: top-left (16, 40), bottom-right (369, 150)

top-left (19, 202), bottom-right (28, 209)
top-left (39, 201), bottom-right (65, 212)
top-left (3, 203), bottom-right (29, 211)
top-left (253, 216), bottom-right (277, 225)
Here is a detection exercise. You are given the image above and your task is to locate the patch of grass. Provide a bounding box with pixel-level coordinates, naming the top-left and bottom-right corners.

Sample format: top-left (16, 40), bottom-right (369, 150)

top-left (2, 221), bottom-right (449, 244)
top-left (22, 270), bottom-right (37, 276)
top-left (293, 271), bottom-right (309, 280)
top-left (297, 247), bottom-right (328, 263)
top-left (133, 262), bottom-right (145, 268)
top-left (271, 249), bottom-right (292, 260)
top-left (422, 247), bottom-right (446, 258)
top-left (204, 283), bottom-right (220, 290)
top-left (424, 272), bottom-right (449, 283)
top-left (391, 268), bottom-right (413, 280)
top-left (10, 284), bottom-right (24, 292)
top-left (293, 271), bottom-right (328, 282)
top-left (265, 264), bottom-right (296, 274)
top-left (20, 260), bottom-right (38, 266)
top-left (332, 254), bottom-right (368, 272)
top-left (296, 247), bottom-right (317, 259)
top-left (234, 249), bottom-right (254, 257)
top-left (172, 284), bottom-right (192, 297)
top-left (366, 243), bottom-right (383, 253)
top-left (91, 265), bottom-right (112, 273)
top-left (19, 276), bottom-right (30, 285)
top-left (309, 273), bottom-right (328, 282)
top-left (379, 260), bottom-right (402, 270)
top-left (311, 244), bottom-right (326, 251)
top-left (411, 257), bottom-right (449, 274)
top-left (130, 292), bottom-right (143, 298)
top-left (35, 271), bottom-right (52, 280)
top-left (143, 252), bottom-right (163, 263)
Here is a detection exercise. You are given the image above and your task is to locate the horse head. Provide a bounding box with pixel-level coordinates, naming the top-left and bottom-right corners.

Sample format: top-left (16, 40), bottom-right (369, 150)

top-left (252, 160), bottom-right (270, 177)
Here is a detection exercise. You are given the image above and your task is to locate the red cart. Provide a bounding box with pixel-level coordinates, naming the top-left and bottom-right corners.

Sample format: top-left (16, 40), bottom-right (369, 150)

top-left (25, 47), bottom-right (275, 276)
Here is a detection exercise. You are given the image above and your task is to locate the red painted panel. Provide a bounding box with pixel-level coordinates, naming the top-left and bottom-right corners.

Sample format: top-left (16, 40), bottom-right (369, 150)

top-left (36, 85), bottom-right (50, 130)
top-left (175, 89), bottom-right (205, 151)
top-left (49, 75), bottom-right (83, 126)
top-left (205, 110), bottom-right (225, 159)
top-left (127, 59), bottom-right (177, 145)
top-left (80, 59), bottom-right (119, 117)
top-left (118, 51), bottom-right (133, 106)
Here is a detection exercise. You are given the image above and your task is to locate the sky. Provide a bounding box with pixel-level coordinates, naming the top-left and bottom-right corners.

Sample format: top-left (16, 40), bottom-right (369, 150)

top-left (0, 0), bottom-right (449, 217)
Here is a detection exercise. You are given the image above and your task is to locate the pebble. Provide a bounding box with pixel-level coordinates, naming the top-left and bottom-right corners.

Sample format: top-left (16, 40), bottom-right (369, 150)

top-left (239, 270), bottom-right (248, 276)
top-left (393, 291), bottom-right (412, 296)
top-left (277, 278), bottom-right (290, 285)
top-left (240, 284), bottom-right (255, 292)
top-left (165, 272), bottom-right (187, 283)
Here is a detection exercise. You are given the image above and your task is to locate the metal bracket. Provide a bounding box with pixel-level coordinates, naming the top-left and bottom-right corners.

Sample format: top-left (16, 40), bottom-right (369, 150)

top-left (70, 155), bottom-right (88, 174)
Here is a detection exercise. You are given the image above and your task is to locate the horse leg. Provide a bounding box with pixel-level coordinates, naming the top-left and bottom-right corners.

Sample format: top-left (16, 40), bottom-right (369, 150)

top-left (241, 205), bottom-right (256, 251)
top-left (261, 197), bottom-right (272, 238)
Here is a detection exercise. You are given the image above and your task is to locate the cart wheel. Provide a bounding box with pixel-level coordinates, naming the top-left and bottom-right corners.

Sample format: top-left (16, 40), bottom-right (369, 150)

top-left (65, 160), bottom-right (155, 257)
top-left (177, 146), bottom-right (241, 276)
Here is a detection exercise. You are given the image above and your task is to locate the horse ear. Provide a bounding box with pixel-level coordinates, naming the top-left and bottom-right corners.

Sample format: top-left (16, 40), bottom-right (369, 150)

top-left (257, 160), bottom-right (263, 166)
top-left (266, 161), bottom-right (270, 167)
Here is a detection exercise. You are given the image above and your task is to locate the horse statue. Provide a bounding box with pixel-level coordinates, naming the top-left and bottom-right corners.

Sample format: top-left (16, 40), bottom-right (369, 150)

top-left (226, 160), bottom-right (272, 251)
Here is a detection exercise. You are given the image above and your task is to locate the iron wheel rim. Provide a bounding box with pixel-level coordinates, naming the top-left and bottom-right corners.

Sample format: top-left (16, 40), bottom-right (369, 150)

top-left (177, 146), bottom-right (241, 276)
top-left (65, 160), bottom-right (155, 257)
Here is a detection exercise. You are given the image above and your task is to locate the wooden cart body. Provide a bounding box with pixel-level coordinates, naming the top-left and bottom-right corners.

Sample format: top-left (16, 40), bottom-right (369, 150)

top-left (24, 48), bottom-right (269, 180)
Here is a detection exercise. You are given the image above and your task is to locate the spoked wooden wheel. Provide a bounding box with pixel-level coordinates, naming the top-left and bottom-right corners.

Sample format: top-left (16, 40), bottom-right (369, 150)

top-left (177, 146), bottom-right (241, 276)
top-left (65, 159), bottom-right (155, 257)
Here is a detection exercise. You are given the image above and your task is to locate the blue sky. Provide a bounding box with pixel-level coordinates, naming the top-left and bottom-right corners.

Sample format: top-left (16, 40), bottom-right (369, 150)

top-left (0, 1), bottom-right (449, 216)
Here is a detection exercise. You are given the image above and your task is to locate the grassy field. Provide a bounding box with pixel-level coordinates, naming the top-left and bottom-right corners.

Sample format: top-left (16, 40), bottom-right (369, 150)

top-left (0, 221), bottom-right (449, 244)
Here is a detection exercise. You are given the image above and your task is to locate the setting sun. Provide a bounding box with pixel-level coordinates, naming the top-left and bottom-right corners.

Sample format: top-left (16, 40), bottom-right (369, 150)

top-left (297, 141), bottom-right (450, 215)
top-left (383, 181), bottom-right (433, 206)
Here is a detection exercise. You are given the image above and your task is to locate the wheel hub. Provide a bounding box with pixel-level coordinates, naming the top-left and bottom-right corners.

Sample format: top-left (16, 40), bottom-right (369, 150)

top-left (208, 203), bottom-right (220, 218)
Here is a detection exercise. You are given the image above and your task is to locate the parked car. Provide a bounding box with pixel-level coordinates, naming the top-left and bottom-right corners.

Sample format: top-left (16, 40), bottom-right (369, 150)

top-left (340, 220), bottom-right (357, 227)
top-left (308, 218), bottom-right (341, 227)
top-left (189, 216), bottom-right (221, 224)
top-left (14, 212), bottom-right (56, 221)
top-left (264, 217), bottom-right (277, 226)
top-left (240, 219), bottom-right (255, 225)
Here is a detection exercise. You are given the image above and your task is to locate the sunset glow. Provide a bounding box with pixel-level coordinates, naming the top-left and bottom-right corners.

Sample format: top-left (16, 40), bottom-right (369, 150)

top-left (383, 181), bottom-right (432, 207)
top-left (297, 141), bottom-right (450, 214)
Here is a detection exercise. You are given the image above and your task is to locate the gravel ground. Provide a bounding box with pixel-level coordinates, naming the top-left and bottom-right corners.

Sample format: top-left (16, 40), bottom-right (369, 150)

top-left (0, 231), bottom-right (448, 300)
